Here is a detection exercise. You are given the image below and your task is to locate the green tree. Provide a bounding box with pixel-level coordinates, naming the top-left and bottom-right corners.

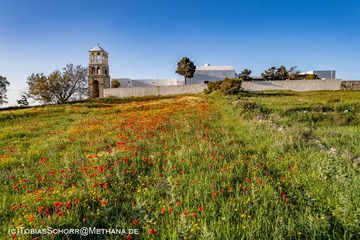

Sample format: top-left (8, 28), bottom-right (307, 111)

top-left (275, 66), bottom-right (289, 80)
top-left (261, 66), bottom-right (277, 81)
top-left (17, 95), bottom-right (29, 107)
top-left (27, 64), bottom-right (87, 104)
top-left (239, 69), bottom-right (252, 81)
top-left (0, 76), bottom-right (10, 105)
top-left (305, 74), bottom-right (320, 80)
top-left (176, 57), bottom-right (196, 85)
top-left (288, 66), bottom-right (301, 80)
top-left (111, 80), bottom-right (121, 88)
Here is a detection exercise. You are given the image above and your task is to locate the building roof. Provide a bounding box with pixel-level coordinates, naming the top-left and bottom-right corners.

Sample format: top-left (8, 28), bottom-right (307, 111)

top-left (196, 64), bottom-right (235, 71)
top-left (89, 43), bottom-right (108, 53)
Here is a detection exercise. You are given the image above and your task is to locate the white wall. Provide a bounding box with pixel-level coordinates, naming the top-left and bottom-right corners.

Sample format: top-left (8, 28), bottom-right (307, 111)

top-left (242, 79), bottom-right (342, 92)
top-left (188, 69), bottom-right (236, 84)
top-left (112, 78), bottom-right (183, 88)
top-left (104, 84), bottom-right (207, 98)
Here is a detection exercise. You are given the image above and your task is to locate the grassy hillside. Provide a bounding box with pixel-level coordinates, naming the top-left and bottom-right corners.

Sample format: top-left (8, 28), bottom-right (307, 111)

top-left (0, 92), bottom-right (359, 239)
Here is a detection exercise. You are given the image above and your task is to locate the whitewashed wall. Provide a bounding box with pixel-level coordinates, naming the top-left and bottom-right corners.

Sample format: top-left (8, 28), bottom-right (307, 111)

top-left (104, 84), bottom-right (207, 98)
top-left (242, 80), bottom-right (342, 92)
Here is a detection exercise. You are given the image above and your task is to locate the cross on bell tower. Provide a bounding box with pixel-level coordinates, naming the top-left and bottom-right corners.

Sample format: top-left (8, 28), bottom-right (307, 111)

top-left (88, 43), bottom-right (110, 98)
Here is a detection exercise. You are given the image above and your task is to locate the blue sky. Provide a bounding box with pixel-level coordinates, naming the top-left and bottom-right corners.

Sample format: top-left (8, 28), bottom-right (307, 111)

top-left (1, 0), bottom-right (360, 106)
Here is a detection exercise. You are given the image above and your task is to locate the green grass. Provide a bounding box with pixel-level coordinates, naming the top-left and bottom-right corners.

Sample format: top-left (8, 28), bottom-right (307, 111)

top-left (0, 91), bottom-right (359, 239)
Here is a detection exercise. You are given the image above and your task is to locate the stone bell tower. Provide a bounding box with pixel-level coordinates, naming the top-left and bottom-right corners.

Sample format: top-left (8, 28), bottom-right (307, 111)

top-left (88, 43), bottom-right (110, 98)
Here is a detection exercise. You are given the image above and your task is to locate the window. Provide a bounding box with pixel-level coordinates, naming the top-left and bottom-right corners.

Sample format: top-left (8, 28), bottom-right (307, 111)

top-left (97, 67), bottom-right (101, 74)
top-left (96, 53), bottom-right (101, 63)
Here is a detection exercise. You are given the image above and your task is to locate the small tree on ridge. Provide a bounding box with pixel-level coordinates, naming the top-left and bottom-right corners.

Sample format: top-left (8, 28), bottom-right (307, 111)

top-left (176, 57), bottom-right (196, 85)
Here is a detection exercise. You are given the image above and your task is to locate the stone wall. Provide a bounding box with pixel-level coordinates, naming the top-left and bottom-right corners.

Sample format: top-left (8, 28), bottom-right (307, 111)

top-left (104, 84), bottom-right (207, 98)
top-left (341, 81), bottom-right (360, 90)
top-left (241, 79), bottom-right (343, 92)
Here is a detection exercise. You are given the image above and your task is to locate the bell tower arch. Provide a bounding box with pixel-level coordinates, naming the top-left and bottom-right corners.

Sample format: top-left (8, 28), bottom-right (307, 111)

top-left (88, 43), bottom-right (110, 98)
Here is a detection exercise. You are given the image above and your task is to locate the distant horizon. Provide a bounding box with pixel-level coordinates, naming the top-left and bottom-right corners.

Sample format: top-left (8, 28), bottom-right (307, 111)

top-left (1, 0), bottom-right (360, 107)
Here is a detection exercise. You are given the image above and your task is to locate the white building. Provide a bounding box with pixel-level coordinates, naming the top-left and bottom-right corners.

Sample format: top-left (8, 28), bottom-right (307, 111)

top-left (187, 64), bottom-right (236, 84)
top-left (299, 70), bottom-right (336, 80)
top-left (112, 64), bottom-right (236, 87)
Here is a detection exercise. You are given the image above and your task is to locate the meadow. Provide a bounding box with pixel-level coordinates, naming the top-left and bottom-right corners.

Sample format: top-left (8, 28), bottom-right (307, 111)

top-left (0, 91), bottom-right (359, 239)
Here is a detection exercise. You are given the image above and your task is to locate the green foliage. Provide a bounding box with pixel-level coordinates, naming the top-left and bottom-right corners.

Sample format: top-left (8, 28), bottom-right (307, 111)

top-left (305, 74), bottom-right (320, 80)
top-left (275, 66), bottom-right (289, 80)
top-left (204, 81), bottom-right (222, 94)
top-left (220, 78), bottom-right (243, 94)
top-left (288, 66), bottom-right (301, 80)
top-left (239, 69), bottom-right (252, 81)
top-left (205, 78), bottom-right (242, 94)
top-left (27, 64), bottom-right (87, 104)
top-left (261, 66), bottom-right (277, 80)
top-left (0, 76), bottom-right (10, 105)
top-left (111, 80), bottom-right (121, 88)
top-left (262, 66), bottom-right (304, 80)
top-left (17, 95), bottom-right (29, 107)
top-left (175, 57), bottom-right (196, 84)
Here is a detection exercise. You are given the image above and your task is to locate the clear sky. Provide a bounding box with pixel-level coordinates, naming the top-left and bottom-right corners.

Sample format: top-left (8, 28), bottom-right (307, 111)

top-left (1, 0), bottom-right (360, 106)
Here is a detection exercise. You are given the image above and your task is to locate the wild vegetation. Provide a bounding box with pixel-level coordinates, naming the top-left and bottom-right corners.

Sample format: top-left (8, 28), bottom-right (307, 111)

top-left (0, 91), bottom-right (359, 239)
top-left (0, 75), bottom-right (10, 105)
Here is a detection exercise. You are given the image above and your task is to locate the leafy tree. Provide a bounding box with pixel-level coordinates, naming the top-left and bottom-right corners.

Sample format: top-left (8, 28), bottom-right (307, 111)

top-left (305, 74), bottom-right (320, 80)
top-left (288, 66), bottom-right (301, 80)
top-left (27, 64), bottom-right (87, 104)
top-left (176, 57), bottom-right (196, 85)
top-left (0, 76), bottom-right (10, 105)
top-left (261, 66), bottom-right (277, 81)
top-left (111, 80), bottom-right (121, 88)
top-left (239, 69), bottom-right (252, 81)
top-left (17, 95), bottom-right (29, 106)
top-left (275, 66), bottom-right (289, 80)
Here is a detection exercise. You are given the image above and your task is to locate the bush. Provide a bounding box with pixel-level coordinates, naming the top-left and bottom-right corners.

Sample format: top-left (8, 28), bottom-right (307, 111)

top-left (205, 78), bottom-right (243, 94)
top-left (205, 81), bottom-right (223, 94)
top-left (305, 74), bottom-right (320, 80)
top-left (111, 80), bottom-right (121, 88)
top-left (220, 78), bottom-right (242, 94)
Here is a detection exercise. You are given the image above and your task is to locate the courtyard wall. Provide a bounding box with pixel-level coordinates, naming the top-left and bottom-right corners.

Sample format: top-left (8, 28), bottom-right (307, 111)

top-left (104, 84), bottom-right (207, 98)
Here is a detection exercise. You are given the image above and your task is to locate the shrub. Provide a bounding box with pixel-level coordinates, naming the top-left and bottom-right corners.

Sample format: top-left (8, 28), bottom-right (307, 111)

top-left (111, 80), bottom-right (121, 88)
top-left (305, 74), bottom-right (320, 80)
top-left (205, 81), bottom-right (223, 94)
top-left (205, 78), bottom-right (243, 94)
top-left (220, 78), bottom-right (242, 94)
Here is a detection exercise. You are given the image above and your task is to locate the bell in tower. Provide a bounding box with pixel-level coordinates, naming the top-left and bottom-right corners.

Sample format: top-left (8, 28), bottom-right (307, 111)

top-left (88, 43), bottom-right (110, 98)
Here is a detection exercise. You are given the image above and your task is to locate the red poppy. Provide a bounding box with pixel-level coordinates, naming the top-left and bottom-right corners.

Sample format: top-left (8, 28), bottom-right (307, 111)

top-left (133, 219), bottom-right (139, 225)
top-left (74, 199), bottom-right (79, 205)
top-left (198, 207), bottom-right (203, 212)
top-left (211, 191), bottom-right (219, 198)
top-left (38, 206), bottom-right (44, 213)
top-left (101, 200), bottom-right (107, 206)
top-left (161, 207), bottom-right (166, 214)
top-left (27, 215), bottom-right (34, 222)
top-left (191, 212), bottom-right (197, 217)
top-left (44, 209), bottom-right (51, 216)
top-left (53, 202), bottom-right (63, 208)
top-left (56, 211), bottom-right (63, 217)
top-left (149, 228), bottom-right (156, 235)
top-left (65, 201), bottom-right (72, 209)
